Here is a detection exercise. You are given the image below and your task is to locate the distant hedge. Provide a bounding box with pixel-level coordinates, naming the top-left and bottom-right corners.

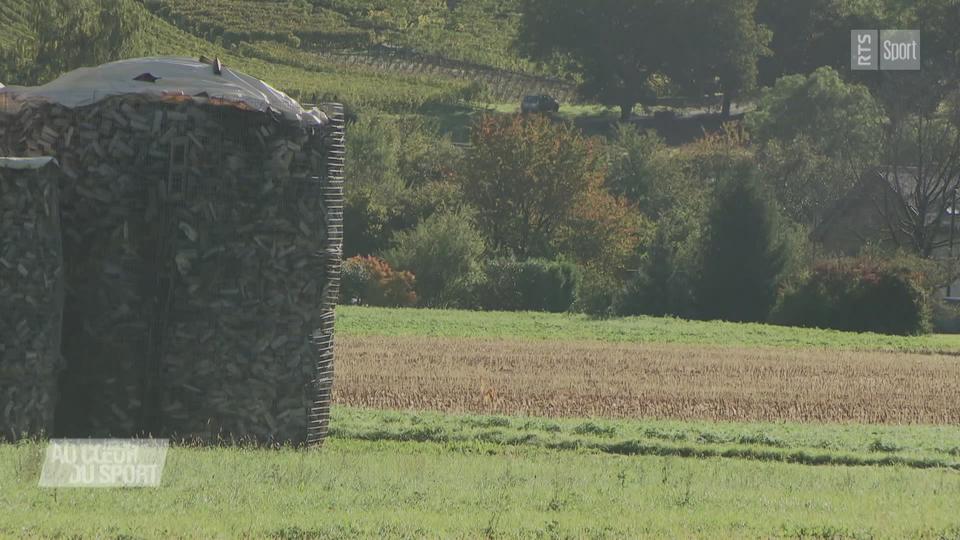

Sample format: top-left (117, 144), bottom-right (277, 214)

top-left (477, 258), bottom-right (579, 313)
top-left (772, 259), bottom-right (930, 335)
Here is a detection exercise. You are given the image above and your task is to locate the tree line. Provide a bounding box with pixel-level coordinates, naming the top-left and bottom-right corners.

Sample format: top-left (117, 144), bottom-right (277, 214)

top-left (343, 0), bottom-right (960, 335)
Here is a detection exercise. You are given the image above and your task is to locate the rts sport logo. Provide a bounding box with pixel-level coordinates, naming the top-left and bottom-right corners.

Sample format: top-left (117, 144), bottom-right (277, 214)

top-left (852, 29), bottom-right (920, 71)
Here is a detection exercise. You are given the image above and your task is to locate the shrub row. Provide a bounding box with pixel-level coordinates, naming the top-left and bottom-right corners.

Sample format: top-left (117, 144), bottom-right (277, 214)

top-left (771, 259), bottom-right (930, 335)
top-left (475, 258), bottom-right (579, 313)
top-left (340, 256), bottom-right (579, 313)
top-left (343, 254), bottom-right (934, 336)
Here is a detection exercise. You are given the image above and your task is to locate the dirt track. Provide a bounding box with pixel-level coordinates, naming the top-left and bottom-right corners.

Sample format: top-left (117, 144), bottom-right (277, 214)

top-left (333, 335), bottom-right (960, 424)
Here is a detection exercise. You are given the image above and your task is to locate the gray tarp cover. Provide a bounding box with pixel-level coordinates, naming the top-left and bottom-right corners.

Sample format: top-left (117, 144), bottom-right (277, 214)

top-left (0, 157), bottom-right (59, 170)
top-left (0, 57), bottom-right (327, 127)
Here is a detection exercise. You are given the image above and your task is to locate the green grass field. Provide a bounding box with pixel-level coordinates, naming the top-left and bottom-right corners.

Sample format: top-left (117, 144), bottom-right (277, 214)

top-left (331, 408), bottom-right (960, 470)
top-left (336, 305), bottom-right (960, 353)
top-left (3, 312), bottom-right (960, 537)
top-left (3, 408), bottom-right (960, 538)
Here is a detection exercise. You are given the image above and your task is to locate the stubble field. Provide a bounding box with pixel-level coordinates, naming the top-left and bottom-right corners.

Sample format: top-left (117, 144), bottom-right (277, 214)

top-left (333, 335), bottom-right (960, 424)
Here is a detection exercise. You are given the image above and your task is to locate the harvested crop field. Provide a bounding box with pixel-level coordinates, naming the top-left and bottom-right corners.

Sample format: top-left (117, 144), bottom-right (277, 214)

top-left (333, 335), bottom-right (960, 424)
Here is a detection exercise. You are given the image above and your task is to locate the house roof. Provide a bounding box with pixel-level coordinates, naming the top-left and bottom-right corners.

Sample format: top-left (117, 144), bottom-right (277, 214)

top-left (811, 169), bottom-right (883, 242)
top-left (0, 56), bottom-right (327, 127)
top-left (812, 166), bottom-right (960, 241)
top-left (877, 166), bottom-right (922, 199)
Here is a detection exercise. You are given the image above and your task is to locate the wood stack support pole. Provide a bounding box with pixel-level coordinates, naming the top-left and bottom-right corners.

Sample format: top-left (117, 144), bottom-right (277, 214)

top-left (308, 104), bottom-right (344, 446)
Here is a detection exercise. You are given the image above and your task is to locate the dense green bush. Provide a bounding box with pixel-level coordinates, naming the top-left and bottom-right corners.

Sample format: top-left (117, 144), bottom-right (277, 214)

top-left (343, 116), bottom-right (465, 259)
top-left (697, 173), bottom-right (786, 323)
top-left (340, 256), bottom-right (417, 307)
top-left (615, 197), bottom-right (704, 318)
top-left (343, 189), bottom-right (391, 258)
top-left (396, 116), bottom-right (461, 188)
top-left (605, 124), bottom-right (689, 216)
top-left (573, 267), bottom-right (621, 317)
top-left (771, 259), bottom-right (931, 335)
top-left (345, 116), bottom-right (404, 197)
top-left (932, 300), bottom-right (960, 334)
top-left (617, 226), bottom-right (696, 318)
top-left (383, 209), bottom-right (486, 307)
top-left (476, 258), bottom-right (580, 313)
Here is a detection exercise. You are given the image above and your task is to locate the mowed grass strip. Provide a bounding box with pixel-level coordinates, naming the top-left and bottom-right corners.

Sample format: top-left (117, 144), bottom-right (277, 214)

top-left (334, 335), bottom-right (960, 424)
top-left (3, 439), bottom-right (960, 539)
top-left (331, 407), bottom-right (960, 471)
top-left (335, 306), bottom-right (960, 353)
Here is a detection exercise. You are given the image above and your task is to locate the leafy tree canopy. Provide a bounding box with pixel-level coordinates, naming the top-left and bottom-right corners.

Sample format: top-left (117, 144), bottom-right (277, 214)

top-left (747, 66), bottom-right (886, 224)
top-left (517, 0), bottom-right (770, 119)
top-left (755, 0), bottom-right (888, 86)
top-left (747, 67), bottom-right (886, 158)
top-left (461, 114), bottom-right (641, 272)
top-left (757, 0), bottom-right (960, 116)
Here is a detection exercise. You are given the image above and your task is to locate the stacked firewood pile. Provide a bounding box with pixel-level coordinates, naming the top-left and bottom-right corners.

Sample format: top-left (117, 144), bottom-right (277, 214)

top-left (0, 158), bottom-right (64, 440)
top-left (0, 93), bottom-right (344, 443)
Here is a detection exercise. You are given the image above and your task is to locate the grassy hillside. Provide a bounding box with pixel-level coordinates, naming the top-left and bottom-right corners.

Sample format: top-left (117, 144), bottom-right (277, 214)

top-left (148, 0), bottom-right (369, 47)
top-left (235, 40), bottom-right (479, 109)
top-left (0, 0), bottom-right (584, 139)
top-left (145, 0), bottom-right (577, 104)
top-left (0, 1), bottom-right (31, 47)
top-left (335, 305), bottom-right (960, 353)
top-left (0, 0), bottom-right (481, 112)
top-left (148, 0), bottom-right (550, 75)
